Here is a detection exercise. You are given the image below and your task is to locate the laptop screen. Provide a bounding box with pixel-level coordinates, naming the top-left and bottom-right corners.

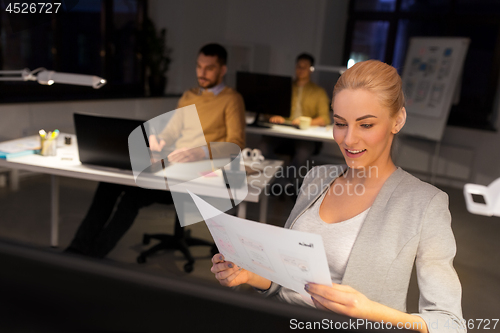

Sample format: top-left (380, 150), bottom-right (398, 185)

top-left (74, 113), bottom-right (145, 170)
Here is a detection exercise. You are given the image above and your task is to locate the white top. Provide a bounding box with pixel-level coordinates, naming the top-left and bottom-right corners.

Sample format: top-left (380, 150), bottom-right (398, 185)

top-left (277, 189), bottom-right (370, 307)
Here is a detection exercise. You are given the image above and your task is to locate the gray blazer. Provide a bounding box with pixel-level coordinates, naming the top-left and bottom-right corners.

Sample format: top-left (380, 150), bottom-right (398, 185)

top-left (262, 165), bottom-right (465, 333)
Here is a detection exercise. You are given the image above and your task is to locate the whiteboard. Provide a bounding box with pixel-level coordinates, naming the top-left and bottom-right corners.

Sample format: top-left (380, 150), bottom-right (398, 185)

top-left (400, 37), bottom-right (470, 141)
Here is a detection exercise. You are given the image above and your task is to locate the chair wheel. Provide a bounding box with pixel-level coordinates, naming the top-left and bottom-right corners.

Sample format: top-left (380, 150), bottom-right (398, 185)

top-left (137, 255), bottom-right (146, 264)
top-left (184, 262), bottom-right (194, 273)
top-left (142, 234), bottom-right (151, 245)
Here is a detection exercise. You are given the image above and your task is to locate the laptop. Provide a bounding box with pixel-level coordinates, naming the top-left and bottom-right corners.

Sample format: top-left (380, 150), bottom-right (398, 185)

top-left (74, 113), bottom-right (146, 171)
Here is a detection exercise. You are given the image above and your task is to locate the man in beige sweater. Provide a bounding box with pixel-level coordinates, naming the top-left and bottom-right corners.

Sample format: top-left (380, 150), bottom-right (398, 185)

top-left (150, 44), bottom-right (245, 159)
top-left (66, 44), bottom-right (245, 258)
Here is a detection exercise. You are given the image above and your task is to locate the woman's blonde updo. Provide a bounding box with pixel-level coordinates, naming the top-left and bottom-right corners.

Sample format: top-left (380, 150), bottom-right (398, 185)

top-left (332, 60), bottom-right (405, 117)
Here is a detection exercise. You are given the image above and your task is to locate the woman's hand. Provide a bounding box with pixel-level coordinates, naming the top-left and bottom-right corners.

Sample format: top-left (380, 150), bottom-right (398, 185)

top-left (304, 283), bottom-right (373, 318)
top-left (211, 253), bottom-right (250, 287)
top-left (306, 283), bottom-right (429, 333)
top-left (305, 283), bottom-right (429, 333)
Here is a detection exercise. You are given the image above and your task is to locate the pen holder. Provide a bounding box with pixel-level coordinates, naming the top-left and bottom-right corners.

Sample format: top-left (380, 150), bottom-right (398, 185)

top-left (40, 139), bottom-right (57, 156)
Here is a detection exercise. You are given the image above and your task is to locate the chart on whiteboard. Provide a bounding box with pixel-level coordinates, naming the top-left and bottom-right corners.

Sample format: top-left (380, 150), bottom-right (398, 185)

top-left (402, 38), bottom-right (469, 119)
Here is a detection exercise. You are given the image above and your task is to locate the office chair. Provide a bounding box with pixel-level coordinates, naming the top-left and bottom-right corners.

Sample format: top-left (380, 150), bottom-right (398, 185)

top-left (137, 214), bottom-right (217, 273)
top-left (464, 177), bottom-right (500, 216)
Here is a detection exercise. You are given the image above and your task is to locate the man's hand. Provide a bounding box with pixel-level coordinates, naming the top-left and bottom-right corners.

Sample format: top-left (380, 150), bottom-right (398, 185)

top-left (269, 115), bottom-right (285, 124)
top-left (149, 135), bottom-right (166, 152)
top-left (291, 117), bottom-right (324, 126)
top-left (168, 147), bottom-right (206, 163)
top-left (311, 116), bottom-right (326, 126)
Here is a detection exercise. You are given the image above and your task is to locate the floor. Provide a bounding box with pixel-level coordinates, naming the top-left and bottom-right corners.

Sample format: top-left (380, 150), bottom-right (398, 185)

top-left (0, 172), bottom-right (499, 332)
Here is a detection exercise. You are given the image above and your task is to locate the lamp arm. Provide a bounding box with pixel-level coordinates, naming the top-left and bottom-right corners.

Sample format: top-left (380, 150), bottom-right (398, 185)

top-left (313, 65), bottom-right (348, 74)
top-left (0, 67), bottom-right (106, 88)
top-left (0, 68), bottom-right (30, 81)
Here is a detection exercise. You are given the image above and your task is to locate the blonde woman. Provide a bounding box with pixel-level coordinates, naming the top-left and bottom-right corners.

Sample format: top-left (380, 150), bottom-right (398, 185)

top-left (211, 60), bottom-right (464, 333)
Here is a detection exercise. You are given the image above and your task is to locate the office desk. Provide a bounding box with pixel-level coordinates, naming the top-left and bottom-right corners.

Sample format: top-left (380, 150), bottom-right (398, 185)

top-left (0, 135), bottom-right (283, 247)
top-left (246, 124), bottom-right (334, 143)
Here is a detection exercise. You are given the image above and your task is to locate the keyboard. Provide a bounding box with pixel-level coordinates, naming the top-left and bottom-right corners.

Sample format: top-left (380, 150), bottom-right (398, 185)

top-left (261, 121), bottom-right (300, 129)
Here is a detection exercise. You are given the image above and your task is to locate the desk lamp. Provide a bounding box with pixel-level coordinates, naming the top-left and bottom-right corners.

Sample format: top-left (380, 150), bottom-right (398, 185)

top-left (0, 67), bottom-right (106, 88)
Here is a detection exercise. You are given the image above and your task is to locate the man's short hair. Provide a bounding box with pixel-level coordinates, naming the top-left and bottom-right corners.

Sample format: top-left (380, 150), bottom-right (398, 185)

top-left (199, 43), bottom-right (227, 66)
top-left (296, 53), bottom-right (315, 67)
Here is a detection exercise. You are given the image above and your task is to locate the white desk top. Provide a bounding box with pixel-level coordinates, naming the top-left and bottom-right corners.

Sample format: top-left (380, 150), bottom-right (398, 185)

top-left (246, 124), bottom-right (334, 143)
top-left (0, 134), bottom-right (283, 203)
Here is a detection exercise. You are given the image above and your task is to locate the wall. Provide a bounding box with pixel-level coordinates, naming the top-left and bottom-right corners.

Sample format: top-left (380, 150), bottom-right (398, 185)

top-left (0, 98), bottom-right (179, 142)
top-left (147, 0), bottom-right (229, 94)
top-left (440, 123), bottom-right (500, 187)
top-left (148, 0), bottom-right (349, 94)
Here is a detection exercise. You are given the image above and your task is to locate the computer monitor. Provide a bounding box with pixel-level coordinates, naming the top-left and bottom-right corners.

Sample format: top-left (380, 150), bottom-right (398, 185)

top-left (0, 238), bottom-right (405, 332)
top-left (236, 72), bottom-right (292, 126)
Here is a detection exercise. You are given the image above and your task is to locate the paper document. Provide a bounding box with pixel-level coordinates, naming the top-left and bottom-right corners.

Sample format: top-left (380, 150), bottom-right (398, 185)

top-left (188, 191), bottom-right (332, 304)
top-left (154, 159), bottom-right (228, 184)
top-left (0, 136), bottom-right (41, 153)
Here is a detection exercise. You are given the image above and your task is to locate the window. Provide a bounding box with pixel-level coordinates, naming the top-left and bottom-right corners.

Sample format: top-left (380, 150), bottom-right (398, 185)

top-left (0, 0), bottom-right (147, 102)
top-left (344, 0), bottom-right (500, 131)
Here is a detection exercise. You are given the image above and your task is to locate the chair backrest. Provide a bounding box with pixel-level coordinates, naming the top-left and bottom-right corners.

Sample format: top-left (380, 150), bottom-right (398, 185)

top-left (463, 177), bottom-right (500, 216)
